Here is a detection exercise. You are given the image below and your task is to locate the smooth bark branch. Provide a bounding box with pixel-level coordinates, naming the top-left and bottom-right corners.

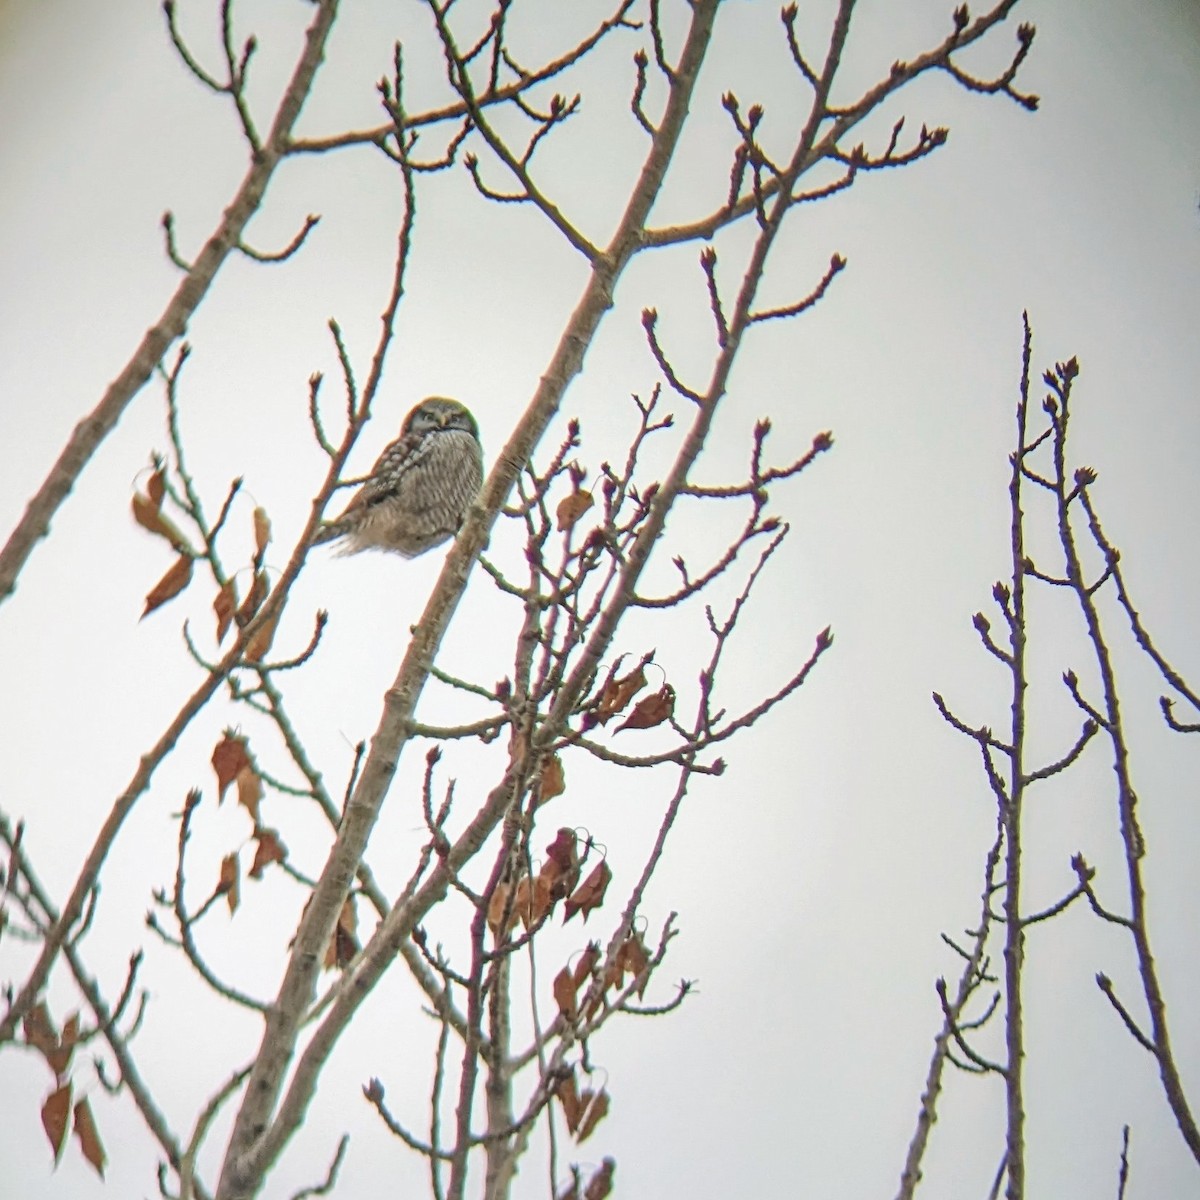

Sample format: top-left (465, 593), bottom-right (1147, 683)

top-left (0, 0), bottom-right (340, 608)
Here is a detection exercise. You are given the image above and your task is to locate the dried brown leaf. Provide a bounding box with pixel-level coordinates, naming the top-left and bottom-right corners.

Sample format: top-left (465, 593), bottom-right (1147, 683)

top-left (325, 896), bottom-right (359, 969)
top-left (487, 881), bottom-right (513, 937)
top-left (530, 872), bottom-right (555, 925)
top-left (511, 876), bottom-right (535, 929)
top-left (50, 1012), bottom-right (79, 1079)
top-left (41, 1082), bottom-right (72, 1163)
top-left (249, 827), bottom-right (287, 878)
top-left (235, 766), bottom-right (262, 824)
top-left (146, 467), bottom-right (165, 507)
top-left (615, 684), bottom-right (675, 732)
top-left (236, 569), bottom-right (269, 627)
top-left (132, 469), bottom-right (189, 551)
top-left (595, 662), bottom-right (648, 724)
top-left (73, 1096), bottom-right (106, 1178)
top-left (243, 609), bottom-right (280, 663)
top-left (571, 941), bottom-right (601, 990)
top-left (556, 488), bottom-right (594, 532)
top-left (130, 491), bottom-right (163, 536)
top-left (585, 1158), bottom-right (615, 1200)
top-left (553, 965), bottom-right (578, 1020)
top-left (214, 580), bottom-right (237, 644)
top-left (564, 861), bottom-right (611, 924)
top-left (253, 506), bottom-right (271, 560)
top-left (212, 732), bottom-right (251, 802)
top-left (540, 828), bottom-right (580, 905)
top-left (577, 1088), bottom-right (609, 1143)
top-left (538, 753), bottom-right (566, 804)
top-left (544, 828), bottom-right (578, 874)
top-left (141, 554), bottom-right (193, 618)
top-left (218, 852), bottom-right (240, 914)
top-left (556, 1069), bottom-right (583, 1132)
top-left (621, 931), bottom-right (651, 997)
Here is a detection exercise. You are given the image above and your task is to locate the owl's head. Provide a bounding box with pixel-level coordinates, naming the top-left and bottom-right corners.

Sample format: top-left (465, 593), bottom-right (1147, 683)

top-left (404, 396), bottom-right (480, 442)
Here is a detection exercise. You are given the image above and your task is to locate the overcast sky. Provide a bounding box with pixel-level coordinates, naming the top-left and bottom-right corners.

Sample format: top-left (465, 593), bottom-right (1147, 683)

top-left (1, 2), bottom-right (1199, 1198)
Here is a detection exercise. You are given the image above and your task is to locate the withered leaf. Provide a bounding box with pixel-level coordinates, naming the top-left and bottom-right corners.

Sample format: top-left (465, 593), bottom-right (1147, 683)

top-left (556, 489), bottom-right (594, 532)
top-left (49, 1011), bottom-right (79, 1079)
top-left (218, 852), bottom-right (240, 914)
top-left (141, 554), bottom-right (193, 618)
top-left (616, 684), bottom-right (675, 732)
top-left (540, 829), bottom-right (580, 905)
top-left (243, 610), bottom-right (280, 664)
top-left (235, 765), bottom-right (263, 824)
top-left (487, 881), bottom-right (514, 937)
top-left (537, 754), bottom-right (565, 805)
top-left (214, 580), bottom-right (237, 644)
top-left (325, 896), bottom-right (359, 969)
top-left (585, 1158), bottom-right (615, 1200)
top-left (602, 931), bottom-right (652, 1001)
top-left (617, 931), bottom-right (651, 997)
top-left (212, 732), bottom-right (251, 802)
top-left (529, 872), bottom-right (555, 926)
top-left (249, 827), bottom-right (287, 878)
top-left (571, 941), bottom-right (601, 990)
top-left (130, 491), bottom-right (162, 536)
top-left (41, 1082), bottom-right (72, 1163)
top-left (553, 965), bottom-right (578, 1020)
top-left (235, 569), bottom-right (269, 627)
top-left (132, 468), bottom-right (189, 551)
top-left (595, 660), bottom-right (649, 724)
top-left (73, 1096), bottom-right (106, 1178)
top-left (511, 876), bottom-right (535, 930)
top-left (544, 828), bottom-right (578, 874)
top-left (576, 1088), bottom-right (610, 1143)
top-left (146, 467), bottom-right (165, 507)
top-left (252, 506), bottom-right (271, 561)
top-left (556, 1069), bottom-right (583, 1132)
top-left (564, 861), bottom-right (611, 924)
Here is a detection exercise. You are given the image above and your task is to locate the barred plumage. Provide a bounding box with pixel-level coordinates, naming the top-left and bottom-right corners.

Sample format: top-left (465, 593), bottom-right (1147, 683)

top-left (314, 397), bottom-right (484, 557)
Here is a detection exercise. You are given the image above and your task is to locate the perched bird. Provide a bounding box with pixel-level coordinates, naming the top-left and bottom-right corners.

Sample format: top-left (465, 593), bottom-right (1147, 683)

top-left (314, 396), bottom-right (484, 557)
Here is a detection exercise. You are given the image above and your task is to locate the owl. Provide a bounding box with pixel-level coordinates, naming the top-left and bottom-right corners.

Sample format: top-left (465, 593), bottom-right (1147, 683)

top-left (314, 397), bottom-right (484, 557)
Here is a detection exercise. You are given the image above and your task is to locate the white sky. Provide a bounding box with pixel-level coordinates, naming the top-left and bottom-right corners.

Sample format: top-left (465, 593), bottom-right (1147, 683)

top-left (1, 1), bottom-right (1199, 1197)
